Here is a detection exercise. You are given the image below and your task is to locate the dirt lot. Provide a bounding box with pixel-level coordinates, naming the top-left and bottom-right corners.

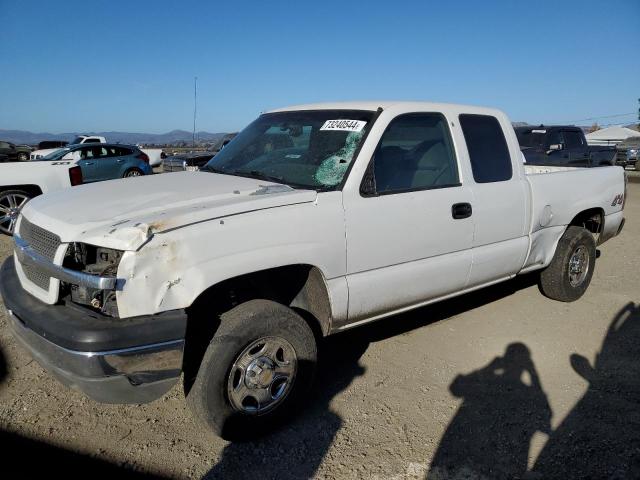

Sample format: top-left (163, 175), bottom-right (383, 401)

top-left (0, 185), bottom-right (638, 479)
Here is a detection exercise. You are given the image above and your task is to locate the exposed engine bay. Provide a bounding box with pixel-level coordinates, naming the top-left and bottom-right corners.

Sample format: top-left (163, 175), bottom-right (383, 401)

top-left (62, 242), bottom-right (122, 317)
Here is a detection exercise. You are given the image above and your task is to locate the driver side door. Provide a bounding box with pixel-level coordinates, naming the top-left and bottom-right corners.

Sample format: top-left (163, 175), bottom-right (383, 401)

top-left (77, 146), bottom-right (100, 182)
top-left (343, 113), bottom-right (474, 324)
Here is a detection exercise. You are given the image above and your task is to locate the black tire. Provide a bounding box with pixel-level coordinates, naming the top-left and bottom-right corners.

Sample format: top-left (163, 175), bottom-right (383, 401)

top-left (186, 299), bottom-right (317, 440)
top-left (0, 189), bottom-right (32, 236)
top-left (17, 152), bottom-right (29, 162)
top-left (123, 168), bottom-right (144, 178)
top-left (539, 226), bottom-right (596, 302)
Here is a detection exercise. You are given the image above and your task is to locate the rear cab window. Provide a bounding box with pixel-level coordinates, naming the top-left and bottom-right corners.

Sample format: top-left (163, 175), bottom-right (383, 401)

top-left (561, 130), bottom-right (585, 150)
top-left (459, 114), bottom-right (512, 183)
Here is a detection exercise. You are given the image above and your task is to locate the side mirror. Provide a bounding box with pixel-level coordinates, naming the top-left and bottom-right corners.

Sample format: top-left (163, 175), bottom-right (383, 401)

top-left (546, 143), bottom-right (564, 155)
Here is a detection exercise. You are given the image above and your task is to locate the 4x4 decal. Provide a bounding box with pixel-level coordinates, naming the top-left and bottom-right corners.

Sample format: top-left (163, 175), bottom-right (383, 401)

top-left (612, 194), bottom-right (624, 206)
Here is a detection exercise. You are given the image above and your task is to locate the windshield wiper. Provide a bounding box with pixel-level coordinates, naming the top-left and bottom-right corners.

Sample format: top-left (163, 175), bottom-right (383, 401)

top-left (200, 165), bottom-right (227, 174)
top-left (204, 167), bottom-right (313, 190)
top-left (231, 170), bottom-right (290, 186)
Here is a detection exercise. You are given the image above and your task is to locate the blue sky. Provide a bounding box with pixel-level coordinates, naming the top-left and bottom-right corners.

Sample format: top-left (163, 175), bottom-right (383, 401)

top-left (0, 0), bottom-right (638, 133)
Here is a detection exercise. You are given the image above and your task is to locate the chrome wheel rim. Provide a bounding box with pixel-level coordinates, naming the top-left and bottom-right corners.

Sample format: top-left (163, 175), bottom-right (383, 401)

top-left (0, 193), bottom-right (29, 235)
top-left (568, 245), bottom-right (589, 287)
top-left (126, 170), bottom-right (142, 177)
top-left (227, 336), bottom-right (297, 415)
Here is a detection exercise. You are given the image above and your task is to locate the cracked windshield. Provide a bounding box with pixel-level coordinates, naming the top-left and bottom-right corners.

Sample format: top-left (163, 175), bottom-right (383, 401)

top-left (203, 110), bottom-right (374, 190)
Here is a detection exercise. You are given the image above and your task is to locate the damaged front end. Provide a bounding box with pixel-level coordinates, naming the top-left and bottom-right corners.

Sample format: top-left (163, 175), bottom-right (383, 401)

top-left (61, 242), bottom-right (124, 317)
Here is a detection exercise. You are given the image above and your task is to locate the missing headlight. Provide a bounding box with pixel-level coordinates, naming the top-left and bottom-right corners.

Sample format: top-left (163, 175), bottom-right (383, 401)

top-left (62, 242), bottom-right (123, 317)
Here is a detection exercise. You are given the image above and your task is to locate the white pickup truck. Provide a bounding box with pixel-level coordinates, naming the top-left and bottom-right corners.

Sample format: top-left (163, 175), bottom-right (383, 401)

top-left (0, 160), bottom-right (83, 235)
top-left (0, 102), bottom-right (626, 439)
top-left (30, 135), bottom-right (107, 160)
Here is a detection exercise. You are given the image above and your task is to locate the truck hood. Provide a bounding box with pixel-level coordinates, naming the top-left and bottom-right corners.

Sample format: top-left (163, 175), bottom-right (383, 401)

top-left (20, 172), bottom-right (318, 251)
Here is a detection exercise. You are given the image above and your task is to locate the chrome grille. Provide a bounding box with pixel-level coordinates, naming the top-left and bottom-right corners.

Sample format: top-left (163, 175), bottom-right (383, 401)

top-left (21, 262), bottom-right (53, 290)
top-left (17, 217), bottom-right (61, 290)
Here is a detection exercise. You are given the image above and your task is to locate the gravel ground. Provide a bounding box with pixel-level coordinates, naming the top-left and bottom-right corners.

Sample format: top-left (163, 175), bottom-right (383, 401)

top-left (0, 184), bottom-right (638, 479)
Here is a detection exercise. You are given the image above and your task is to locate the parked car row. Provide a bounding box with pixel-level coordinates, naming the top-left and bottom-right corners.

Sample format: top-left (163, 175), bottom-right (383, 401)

top-left (0, 142), bottom-right (152, 234)
top-left (615, 144), bottom-right (639, 170)
top-left (515, 125), bottom-right (617, 167)
top-left (41, 143), bottom-right (153, 180)
top-left (0, 141), bottom-right (33, 162)
top-left (163, 134), bottom-right (236, 172)
top-left (163, 151), bottom-right (215, 172)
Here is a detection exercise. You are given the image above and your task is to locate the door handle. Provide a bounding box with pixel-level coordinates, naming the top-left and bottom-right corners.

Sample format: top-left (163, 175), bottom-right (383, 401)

top-left (452, 203), bottom-right (472, 219)
top-left (82, 161), bottom-right (94, 166)
top-left (116, 159), bottom-right (125, 163)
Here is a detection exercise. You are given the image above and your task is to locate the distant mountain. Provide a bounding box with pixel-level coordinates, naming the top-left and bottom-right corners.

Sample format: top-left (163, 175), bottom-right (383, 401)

top-left (0, 129), bottom-right (230, 146)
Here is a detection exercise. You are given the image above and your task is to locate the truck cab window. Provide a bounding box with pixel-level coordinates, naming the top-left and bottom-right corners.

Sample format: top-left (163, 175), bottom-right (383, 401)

top-left (459, 114), bottom-right (512, 183)
top-left (562, 130), bottom-right (584, 149)
top-left (372, 113), bottom-right (459, 194)
top-left (546, 130), bottom-right (562, 147)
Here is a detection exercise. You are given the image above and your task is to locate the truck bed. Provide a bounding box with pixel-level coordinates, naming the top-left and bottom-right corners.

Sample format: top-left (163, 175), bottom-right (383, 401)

top-left (521, 165), bottom-right (625, 272)
top-left (524, 165), bottom-right (579, 174)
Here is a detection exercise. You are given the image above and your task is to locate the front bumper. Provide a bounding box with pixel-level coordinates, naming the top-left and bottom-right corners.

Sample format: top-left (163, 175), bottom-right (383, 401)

top-left (0, 257), bottom-right (187, 404)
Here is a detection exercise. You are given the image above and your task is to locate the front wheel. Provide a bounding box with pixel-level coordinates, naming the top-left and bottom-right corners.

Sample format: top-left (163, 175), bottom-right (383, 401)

top-left (123, 168), bottom-right (144, 178)
top-left (0, 190), bottom-right (31, 235)
top-left (186, 299), bottom-right (317, 440)
top-left (539, 226), bottom-right (596, 302)
top-left (17, 152), bottom-right (29, 162)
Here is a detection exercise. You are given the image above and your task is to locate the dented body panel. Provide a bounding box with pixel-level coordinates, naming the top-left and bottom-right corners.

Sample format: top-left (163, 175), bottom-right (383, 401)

top-left (114, 190), bottom-right (346, 319)
top-left (20, 172), bottom-right (318, 251)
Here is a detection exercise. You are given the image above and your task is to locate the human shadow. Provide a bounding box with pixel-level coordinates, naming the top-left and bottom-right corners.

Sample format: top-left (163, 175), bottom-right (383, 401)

top-left (532, 302), bottom-right (640, 479)
top-left (427, 343), bottom-right (552, 480)
top-left (204, 274), bottom-right (540, 479)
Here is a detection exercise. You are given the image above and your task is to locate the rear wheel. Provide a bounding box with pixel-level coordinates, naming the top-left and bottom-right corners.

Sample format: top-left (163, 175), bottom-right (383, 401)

top-left (17, 152), bottom-right (29, 162)
top-left (0, 190), bottom-right (31, 235)
top-left (539, 226), bottom-right (596, 302)
top-left (186, 299), bottom-right (317, 440)
top-left (123, 168), bottom-right (144, 178)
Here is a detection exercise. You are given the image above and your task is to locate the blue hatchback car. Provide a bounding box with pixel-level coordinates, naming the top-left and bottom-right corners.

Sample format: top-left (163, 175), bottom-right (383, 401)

top-left (42, 143), bottom-right (152, 182)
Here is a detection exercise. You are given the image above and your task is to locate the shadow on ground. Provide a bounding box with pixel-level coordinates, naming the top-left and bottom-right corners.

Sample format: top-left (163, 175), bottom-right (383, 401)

top-left (532, 302), bottom-right (640, 479)
top-left (0, 343), bottom-right (166, 478)
top-left (427, 302), bottom-right (640, 480)
top-left (0, 429), bottom-right (168, 479)
top-left (203, 274), bottom-right (540, 479)
top-left (427, 342), bottom-right (552, 480)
